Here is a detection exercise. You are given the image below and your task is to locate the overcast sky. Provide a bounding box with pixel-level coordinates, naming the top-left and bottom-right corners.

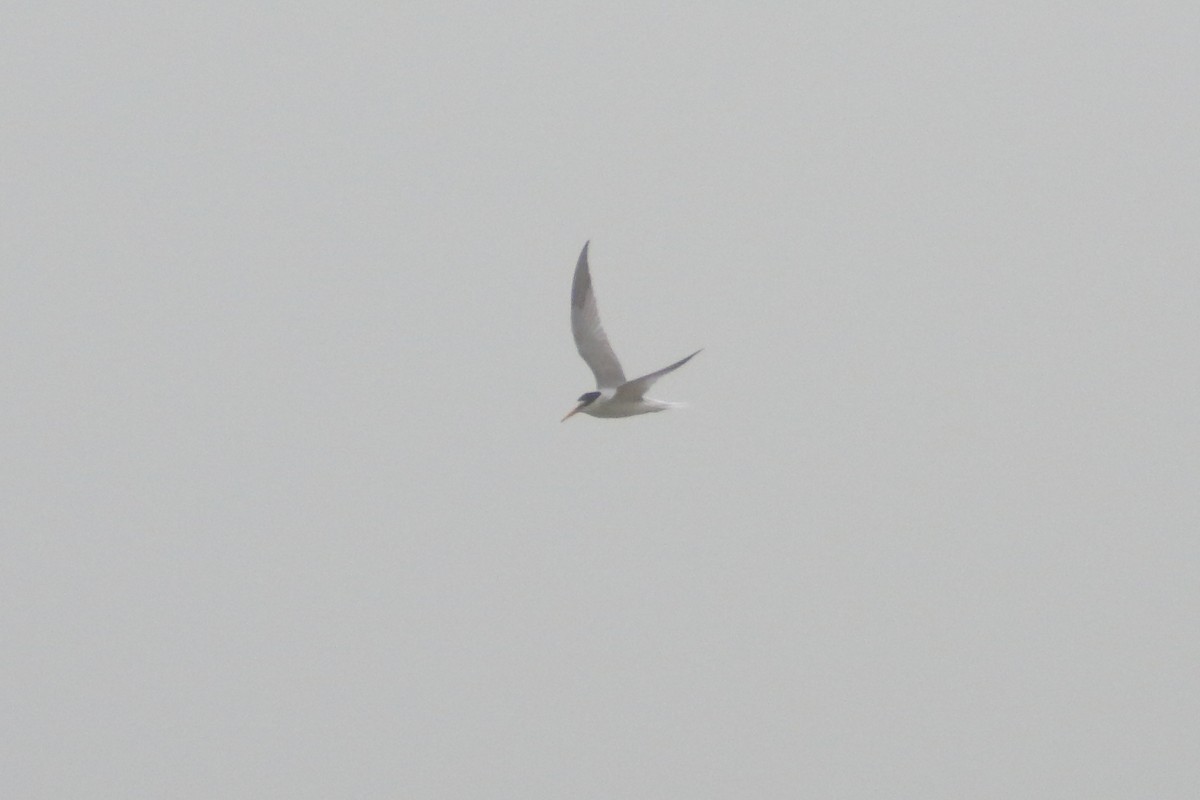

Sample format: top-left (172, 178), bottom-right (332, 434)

top-left (4, 3), bottom-right (1198, 798)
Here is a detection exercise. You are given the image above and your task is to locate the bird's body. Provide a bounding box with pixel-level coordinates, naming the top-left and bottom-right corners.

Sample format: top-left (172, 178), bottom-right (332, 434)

top-left (562, 242), bottom-right (700, 421)
top-left (571, 388), bottom-right (682, 419)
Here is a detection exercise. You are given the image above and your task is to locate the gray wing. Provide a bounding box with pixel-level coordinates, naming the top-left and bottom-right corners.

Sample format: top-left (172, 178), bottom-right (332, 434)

top-left (571, 242), bottom-right (626, 389)
top-left (614, 349), bottom-right (703, 401)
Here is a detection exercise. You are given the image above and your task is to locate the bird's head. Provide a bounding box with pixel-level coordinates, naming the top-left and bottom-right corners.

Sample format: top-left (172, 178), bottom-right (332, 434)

top-left (561, 391), bottom-right (601, 422)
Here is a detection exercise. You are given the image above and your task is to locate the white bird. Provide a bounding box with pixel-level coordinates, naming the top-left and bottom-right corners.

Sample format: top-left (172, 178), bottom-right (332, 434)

top-left (562, 242), bottom-right (701, 421)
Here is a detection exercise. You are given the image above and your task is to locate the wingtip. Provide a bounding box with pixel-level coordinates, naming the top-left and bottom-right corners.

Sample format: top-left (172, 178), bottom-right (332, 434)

top-left (572, 240), bottom-right (594, 309)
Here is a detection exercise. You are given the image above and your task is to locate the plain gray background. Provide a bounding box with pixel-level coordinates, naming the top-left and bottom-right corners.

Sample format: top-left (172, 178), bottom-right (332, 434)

top-left (4, 3), bottom-right (1197, 797)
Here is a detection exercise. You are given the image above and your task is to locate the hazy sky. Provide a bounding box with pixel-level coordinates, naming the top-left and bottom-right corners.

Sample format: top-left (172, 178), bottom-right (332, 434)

top-left (4, 3), bottom-right (1198, 798)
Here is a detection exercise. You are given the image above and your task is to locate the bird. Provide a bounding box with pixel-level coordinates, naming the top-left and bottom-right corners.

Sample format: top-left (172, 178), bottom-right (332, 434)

top-left (562, 241), bottom-right (701, 421)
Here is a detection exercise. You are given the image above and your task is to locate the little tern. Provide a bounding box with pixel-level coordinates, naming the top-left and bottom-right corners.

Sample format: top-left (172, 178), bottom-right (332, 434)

top-left (562, 242), bottom-right (701, 421)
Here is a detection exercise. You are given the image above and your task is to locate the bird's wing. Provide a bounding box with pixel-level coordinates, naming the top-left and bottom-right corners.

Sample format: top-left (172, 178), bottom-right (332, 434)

top-left (571, 242), bottom-right (626, 389)
top-left (614, 349), bottom-right (702, 401)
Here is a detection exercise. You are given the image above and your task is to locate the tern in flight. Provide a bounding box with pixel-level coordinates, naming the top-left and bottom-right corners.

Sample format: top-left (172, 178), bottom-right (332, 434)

top-left (562, 242), bottom-right (701, 421)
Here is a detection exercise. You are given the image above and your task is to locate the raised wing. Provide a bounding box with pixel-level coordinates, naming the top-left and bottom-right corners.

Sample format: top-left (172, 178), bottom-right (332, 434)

top-left (614, 349), bottom-right (703, 401)
top-left (571, 242), bottom-right (626, 389)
